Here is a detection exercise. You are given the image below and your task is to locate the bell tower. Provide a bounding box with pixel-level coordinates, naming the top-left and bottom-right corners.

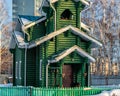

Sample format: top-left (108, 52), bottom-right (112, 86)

top-left (55, 0), bottom-right (86, 29)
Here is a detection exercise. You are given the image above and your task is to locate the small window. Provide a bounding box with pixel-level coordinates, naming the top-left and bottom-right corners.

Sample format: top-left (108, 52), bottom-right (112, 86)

top-left (61, 9), bottom-right (73, 20)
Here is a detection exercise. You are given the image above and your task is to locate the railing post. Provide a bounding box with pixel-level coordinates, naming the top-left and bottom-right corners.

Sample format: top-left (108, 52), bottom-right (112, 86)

top-left (29, 86), bottom-right (33, 96)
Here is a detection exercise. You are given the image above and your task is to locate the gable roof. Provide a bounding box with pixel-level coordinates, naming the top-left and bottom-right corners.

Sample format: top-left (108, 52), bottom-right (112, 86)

top-left (49, 45), bottom-right (95, 63)
top-left (10, 25), bottom-right (102, 49)
top-left (28, 25), bottom-right (102, 48)
top-left (9, 31), bottom-right (26, 49)
top-left (18, 15), bottom-right (46, 29)
top-left (39, 0), bottom-right (90, 11)
top-left (42, 0), bottom-right (90, 6)
top-left (76, 0), bottom-right (90, 6)
top-left (18, 15), bottom-right (41, 25)
top-left (9, 25), bottom-right (102, 48)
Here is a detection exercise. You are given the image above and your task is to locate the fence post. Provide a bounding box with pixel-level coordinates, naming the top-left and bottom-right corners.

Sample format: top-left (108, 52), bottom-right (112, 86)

top-left (29, 86), bottom-right (33, 96)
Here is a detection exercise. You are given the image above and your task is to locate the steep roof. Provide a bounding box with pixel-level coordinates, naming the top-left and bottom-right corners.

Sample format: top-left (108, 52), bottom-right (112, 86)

top-left (18, 15), bottom-right (46, 29)
top-left (10, 25), bottom-right (102, 49)
top-left (9, 31), bottom-right (26, 49)
top-left (49, 45), bottom-right (95, 63)
top-left (41, 0), bottom-right (90, 7)
top-left (28, 25), bottom-right (102, 48)
top-left (18, 15), bottom-right (42, 26)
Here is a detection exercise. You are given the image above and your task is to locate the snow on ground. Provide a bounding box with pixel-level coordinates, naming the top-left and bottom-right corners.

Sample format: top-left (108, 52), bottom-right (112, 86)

top-left (0, 83), bottom-right (12, 87)
top-left (92, 85), bottom-right (120, 96)
top-left (93, 89), bottom-right (120, 96)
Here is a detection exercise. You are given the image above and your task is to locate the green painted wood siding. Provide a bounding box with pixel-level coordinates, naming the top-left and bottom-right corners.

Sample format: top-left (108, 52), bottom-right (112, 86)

top-left (48, 68), bottom-right (55, 87)
top-left (56, 0), bottom-right (76, 29)
top-left (26, 22), bottom-right (46, 41)
top-left (14, 46), bottom-right (25, 86)
top-left (38, 45), bottom-right (46, 87)
top-left (46, 8), bottom-right (54, 34)
top-left (72, 64), bottom-right (82, 85)
top-left (26, 48), bottom-right (36, 86)
top-left (46, 41), bottom-right (55, 58)
top-left (48, 64), bottom-right (61, 87)
top-left (63, 53), bottom-right (85, 63)
top-left (57, 31), bottom-right (76, 49)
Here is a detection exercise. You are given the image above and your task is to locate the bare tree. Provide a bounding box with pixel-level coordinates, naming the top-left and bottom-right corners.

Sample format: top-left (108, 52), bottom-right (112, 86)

top-left (82, 0), bottom-right (120, 76)
top-left (0, 0), bottom-right (13, 74)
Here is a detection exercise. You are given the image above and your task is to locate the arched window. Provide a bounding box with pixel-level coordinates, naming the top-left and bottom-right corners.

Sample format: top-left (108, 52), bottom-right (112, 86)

top-left (61, 9), bottom-right (73, 20)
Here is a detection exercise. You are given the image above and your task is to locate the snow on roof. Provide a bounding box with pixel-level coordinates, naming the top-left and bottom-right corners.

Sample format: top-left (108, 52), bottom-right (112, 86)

top-left (42, 0), bottom-right (90, 7)
top-left (18, 15), bottom-right (46, 26)
top-left (20, 17), bottom-right (32, 25)
top-left (9, 35), bottom-right (16, 49)
top-left (81, 22), bottom-right (91, 32)
top-left (14, 31), bottom-right (24, 43)
top-left (9, 31), bottom-right (26, 49)
top-left (28, 25), bottom-right (102, 48)
top-left (50, 45), bottom-right (95, 63)
top-left (10, 25), bottom-right (102, 49)
top-left (19, 15), bottom-right (40, 25)
top-left (70, 26), bottom-right (102, 47)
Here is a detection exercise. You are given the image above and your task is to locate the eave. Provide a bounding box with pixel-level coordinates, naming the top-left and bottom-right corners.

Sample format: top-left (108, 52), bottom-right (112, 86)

top-left (10, 25), bottom-right (102, 49)
top-left (29, 25), bottom-right (102, 48)
top-left (9, 31), bottom-right (27, 49)
top-left (50, 0), bottom-right (90, 5)
top-left (41, 0), bottom-right (90, 7)
top-left (81, 22), bottom-right (91, 32)
top-left (18, 15), bottom-right (46, 29)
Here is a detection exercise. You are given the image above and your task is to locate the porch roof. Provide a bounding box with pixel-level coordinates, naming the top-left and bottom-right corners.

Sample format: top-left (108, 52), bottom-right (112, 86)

top-left (49, 45), bottom-right (95, 63)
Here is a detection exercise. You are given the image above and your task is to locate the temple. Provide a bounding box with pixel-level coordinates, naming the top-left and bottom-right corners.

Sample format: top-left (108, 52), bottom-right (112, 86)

top-left (10, 0), bottom-right (102, 87)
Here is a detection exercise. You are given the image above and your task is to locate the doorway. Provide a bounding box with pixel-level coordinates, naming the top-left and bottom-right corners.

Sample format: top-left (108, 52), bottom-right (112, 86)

top-left (62, 64), bottom-right (73, 87)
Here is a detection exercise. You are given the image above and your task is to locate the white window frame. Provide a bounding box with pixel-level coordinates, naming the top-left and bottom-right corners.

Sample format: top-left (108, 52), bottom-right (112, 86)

top-left (39, 60), bottom-right (42, 80)
top-left (19, 61), bottom-right (22, 79)
top-left (15, 62), bottom-right (18, 79)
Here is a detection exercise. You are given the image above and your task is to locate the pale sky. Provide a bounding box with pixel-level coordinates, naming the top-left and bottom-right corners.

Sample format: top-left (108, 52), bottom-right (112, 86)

top-left (5, 0), bottom-right (12, 18)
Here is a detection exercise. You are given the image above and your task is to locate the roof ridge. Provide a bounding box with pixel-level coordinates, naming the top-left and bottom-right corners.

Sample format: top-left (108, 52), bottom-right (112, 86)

top-left (49, 45), bottom-right (95, 63)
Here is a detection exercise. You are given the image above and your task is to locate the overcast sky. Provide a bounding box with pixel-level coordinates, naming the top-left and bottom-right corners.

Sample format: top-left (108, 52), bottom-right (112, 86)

top-left (5, 0), bottom-right (12, 18)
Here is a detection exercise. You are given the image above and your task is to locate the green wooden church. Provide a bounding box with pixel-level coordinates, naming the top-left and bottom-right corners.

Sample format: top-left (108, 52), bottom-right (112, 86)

top-left (10, 0), bottom-right (102, 87)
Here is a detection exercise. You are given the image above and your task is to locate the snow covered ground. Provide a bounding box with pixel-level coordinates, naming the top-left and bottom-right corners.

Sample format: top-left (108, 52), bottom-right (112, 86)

top-left (93, 89), bottom-right (120, 96)
top-left (0, 83), bottom-right (12, 87)
top-left (92, 85), bottom-right (120, 96)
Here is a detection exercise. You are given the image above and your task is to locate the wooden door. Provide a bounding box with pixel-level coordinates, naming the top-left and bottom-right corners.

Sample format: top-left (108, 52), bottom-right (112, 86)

top-left (62, 64), bottom-right (73, 87)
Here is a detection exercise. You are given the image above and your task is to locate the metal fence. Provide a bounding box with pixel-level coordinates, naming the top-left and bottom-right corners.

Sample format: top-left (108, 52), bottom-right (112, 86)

top-left (91, 74), bottom-right (120, 86)
top-left (0, 86), bottom-right (120, 96)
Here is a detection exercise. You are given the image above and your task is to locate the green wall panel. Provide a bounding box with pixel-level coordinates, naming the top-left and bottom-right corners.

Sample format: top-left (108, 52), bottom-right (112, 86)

top-left (26, 48), bottom-right (36, 86)
top-left (26, 22), bottom-right (46, 41)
